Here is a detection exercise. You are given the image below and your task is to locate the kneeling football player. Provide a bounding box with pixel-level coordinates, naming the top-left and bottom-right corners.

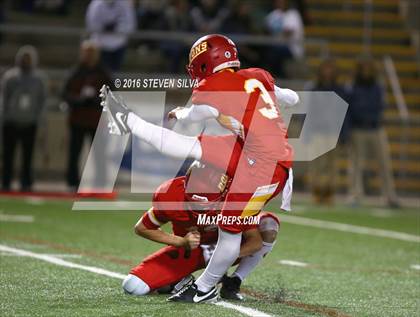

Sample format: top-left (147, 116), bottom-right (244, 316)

top-left (122, 162), bottom-right (280, 301)
top-left (101, 34), bottom-right (297, 302)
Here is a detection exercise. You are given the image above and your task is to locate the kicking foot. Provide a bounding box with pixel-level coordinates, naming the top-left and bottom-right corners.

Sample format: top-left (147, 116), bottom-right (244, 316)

top-left (220, 275), bottom-right (244, 301)
top-left (100, 85), bottom-right (131, 135)
top-left (167, 282), bottom-right (218, 303)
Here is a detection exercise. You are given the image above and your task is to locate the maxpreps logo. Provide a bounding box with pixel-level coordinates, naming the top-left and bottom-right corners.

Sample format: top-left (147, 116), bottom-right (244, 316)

top-left (197, 214), bottom-right (261, 226)
top-left (189, 41), bottom-right (208, 63)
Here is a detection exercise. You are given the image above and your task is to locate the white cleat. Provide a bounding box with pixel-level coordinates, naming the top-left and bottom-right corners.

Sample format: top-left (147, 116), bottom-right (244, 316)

top-left (99, 85), bottom-right (131, 135)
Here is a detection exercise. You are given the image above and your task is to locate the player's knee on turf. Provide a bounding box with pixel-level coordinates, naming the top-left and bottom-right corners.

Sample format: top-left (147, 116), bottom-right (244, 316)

top-left (122, 274), bottom-right (151, 296)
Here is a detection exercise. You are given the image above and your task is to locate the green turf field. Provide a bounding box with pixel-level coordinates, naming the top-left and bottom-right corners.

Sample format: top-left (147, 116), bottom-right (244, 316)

top-left (0, 197), bottom-right (419, 317)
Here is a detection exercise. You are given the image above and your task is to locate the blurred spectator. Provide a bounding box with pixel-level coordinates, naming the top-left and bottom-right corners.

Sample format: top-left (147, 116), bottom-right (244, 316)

top-left (1, 45), bottom-right (47, 191)
top-left (62, 41), bottom-right (112, 190)
top-left (223, 1), bottom-right (254, 34)
top-left (137, 0), bottom-right (166, 30)
top-left (311, 59), bottom-right (350, 143)
top-left (222, 0), bottom-right (260, 68)
top-left (86, 0), bottom-right (136, 72)
top-left (348, 58), bottom-right (399, 208)
top-left (264, 0), bottom-right (304, 77)
top-left (190, 0), bottom-right (229, 33)
top-left (306, 59), bottom-right (349, 205)
top-left (160, 0), bottom-right (192, 73)
top-left (161, 0), bottom-right (191, 31)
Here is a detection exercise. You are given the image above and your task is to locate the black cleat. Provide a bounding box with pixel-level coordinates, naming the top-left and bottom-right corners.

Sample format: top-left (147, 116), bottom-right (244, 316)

top-left (220, 275), bottom-right (244, 301)
top-left (99, 85), bottom-right (131, 135)
top-left (167, 282), bottom-right (218, 303)
top-left (172, 274), bottom-right (195, 294)
top-left (157, 274), bottom-right (196, 294)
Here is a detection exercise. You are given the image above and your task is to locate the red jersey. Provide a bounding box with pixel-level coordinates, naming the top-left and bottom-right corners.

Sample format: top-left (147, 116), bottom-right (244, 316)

top-left (192, 68), bottom-right (293, 168)
top-left (140, 177), bottom-right (256, 244)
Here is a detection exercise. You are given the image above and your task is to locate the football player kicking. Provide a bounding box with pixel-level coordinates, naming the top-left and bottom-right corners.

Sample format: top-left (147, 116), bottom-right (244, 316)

top-left (101, 34), bottom-right (298, 303)
top-left (122, 162), bottom-right (280, 301)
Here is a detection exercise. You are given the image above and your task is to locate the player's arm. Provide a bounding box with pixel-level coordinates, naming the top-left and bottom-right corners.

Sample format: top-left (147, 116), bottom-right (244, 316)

top-left (274, 86), bottom-right (299, 107)
top-left (239, 228), bottom-right (263, 258)
top-left (168, 104), bottom-right (244, 137)
top-left (134, 216), bottom-right (200, 250)
top-left (168, 104), bottom-right (219, 122)
top-left (168, 77), bottom-right (220, 122)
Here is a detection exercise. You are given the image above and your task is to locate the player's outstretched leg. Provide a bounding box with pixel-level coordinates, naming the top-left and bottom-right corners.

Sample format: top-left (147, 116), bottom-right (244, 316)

top-left (100, 85), bottom-right (202, 160)
top-left (220, 214), bottom-right (279, 301)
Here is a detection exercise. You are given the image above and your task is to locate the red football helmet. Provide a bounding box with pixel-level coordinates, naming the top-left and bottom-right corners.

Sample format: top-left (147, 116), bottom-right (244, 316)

top-left (187, 34), bottom-right (241, 82)
top-left (184, 161), bottom-right (231, 212)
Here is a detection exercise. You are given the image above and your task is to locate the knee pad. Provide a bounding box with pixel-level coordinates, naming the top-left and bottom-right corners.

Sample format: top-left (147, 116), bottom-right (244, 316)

top-left (122, 274), bottom-right (151, 296)
top-left (260, 216), bottom-right (279, 231)
top-left (259, 216), bottom-right (279, 243)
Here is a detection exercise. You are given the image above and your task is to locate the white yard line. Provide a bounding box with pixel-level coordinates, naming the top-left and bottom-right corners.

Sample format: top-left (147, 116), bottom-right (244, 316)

top-left (0, 214), bottom-right (34, 223)
top-left (42, 254), bottom-right (83, 258)
top-left (0, 251), bottom-right (82, 259)
top-left (279, 260), bottom-right (308, 267)
top-left (410, 264), bottom-right (420, 270)
top-left (215, 301), bottom-right (273, 317)
top-left (0, 245), bottom-right (125, 279)
top-left (280, 214), bottom-right (420, 243)
top-left (0, 244), bottom-right (273, 317)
